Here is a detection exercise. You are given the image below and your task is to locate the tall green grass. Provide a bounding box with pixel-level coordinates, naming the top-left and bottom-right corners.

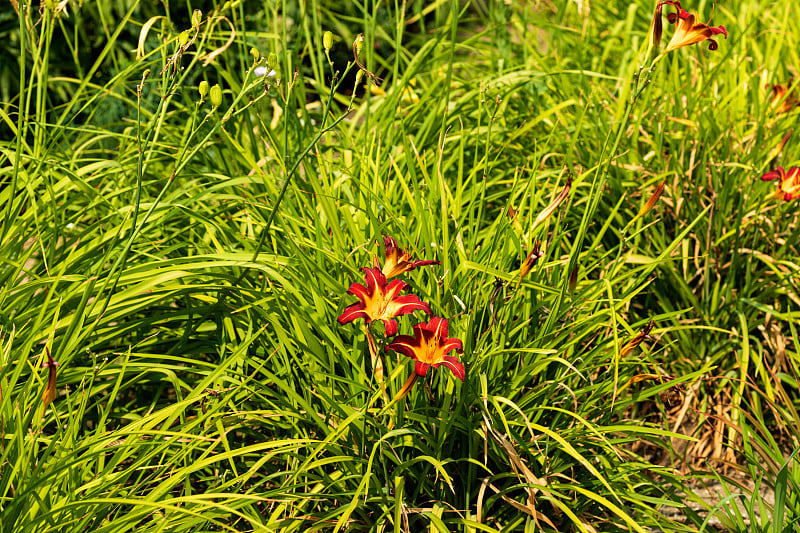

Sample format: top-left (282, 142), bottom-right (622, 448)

top-left (1, 0), bottom-right (799, 531)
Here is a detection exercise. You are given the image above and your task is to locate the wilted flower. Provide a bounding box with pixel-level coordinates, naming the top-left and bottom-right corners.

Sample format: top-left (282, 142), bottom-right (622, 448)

top-left (377, 235), bottom-right (440, 279)
top-left (338, 267), bottom-right (431, 336)
top-left (518, 240), bottom-right (544, 284)
top-left (387, 317), bottom-right (465, 380)
top-left (620, 320), bottom-right (655, 357)
top-left (42, 350), bottom-right (59, 409)
top-left (768, 83), bottom-right (799, 115)
top-left (660, 1), bottom-right (727, 53)
top-left (760, 166), bottom-right (800, 201)
top-left (532, 176), bottom-right (571, 229)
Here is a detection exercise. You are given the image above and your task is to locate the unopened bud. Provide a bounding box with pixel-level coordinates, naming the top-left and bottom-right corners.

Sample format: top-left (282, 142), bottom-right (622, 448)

top-left (209, 84), bottom-right (222, 107)
top-left (198, 80), bottom-right (209, 99)
top-left (354, 34), bottom-right (364, 57)
top-left (354, 69), bottom-right (364, 88)
top-left (178, 30), bottom-right (191, 46)
top-left (191, 9), bottom-right (202, 28)
top-left (250, 47), bottom-right (260, 63)
top-left (267, 53), bottom-right (278, 71)
top-left (638, 181), bottom-right (665, 217)
top-left (45, 0), bottom-right (55, 10)
top-left (323, 31), bottom-right (333, 51)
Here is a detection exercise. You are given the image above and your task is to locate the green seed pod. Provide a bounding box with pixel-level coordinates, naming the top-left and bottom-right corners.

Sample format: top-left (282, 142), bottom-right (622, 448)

top-left (178, 30), bottom-right (191, 46)
top-left (191, 9), bottom-right (202, 28)
top-left (250, 47), bottom-right (260, 63)
top-left (45, 0), bottom-right (55, 10)
top-left (354, 69), bottom-right (364, 87)
top-left (198, 80), bottom-right (209, 99)
top-left (323, 31), bottom-right (333, 52)
top-left (267, 53), bottom-right (278, 71)
top-left (209, 84), bottom-right (222, 107)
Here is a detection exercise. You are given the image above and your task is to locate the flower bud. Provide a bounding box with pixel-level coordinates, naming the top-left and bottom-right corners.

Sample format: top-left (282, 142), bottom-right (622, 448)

top-left (198, 80), bottom-right (209, 99)
top-left (192, 9), bottom-right (202, 28)
top-left (209, 84), bottom-right (222, 107)
top-left (323, 31), bottom-right (333, 51)
top-left (354, 69), bottom-right (364, 88)
top-left (250, 47), bottom-right (260, 63)
top-left (354, 34), bottom-right (364, 57)
top-left (637, 181), bottom-right (665, 217)
top-left (267, 53), bottom-right (278, 71)
top-left (178, 30), bottom-right (191, 46)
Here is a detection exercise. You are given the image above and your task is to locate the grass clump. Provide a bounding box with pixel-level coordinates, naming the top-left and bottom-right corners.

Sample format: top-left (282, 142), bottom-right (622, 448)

top-left (1, 0), bottom-right (799, 531)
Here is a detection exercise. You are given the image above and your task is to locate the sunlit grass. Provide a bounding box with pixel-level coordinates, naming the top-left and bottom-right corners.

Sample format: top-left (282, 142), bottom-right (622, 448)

top-left (1, 0), bottom-right (799, 531)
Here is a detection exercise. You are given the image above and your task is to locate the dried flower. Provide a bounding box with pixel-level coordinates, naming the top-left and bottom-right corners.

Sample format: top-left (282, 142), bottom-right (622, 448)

top-left (377, 235), bottom-right (440, 279)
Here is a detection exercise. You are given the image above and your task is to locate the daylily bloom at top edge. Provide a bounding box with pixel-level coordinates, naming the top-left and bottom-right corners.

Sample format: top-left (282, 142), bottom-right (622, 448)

top-left (620, 320), bottom-right (655, 358)
top-left (338, 267), bottom-right (431, 336)
top-left (386, 317), bottom-right (465, 381)
top-left (768, 84), bottom-right (799, 115)
top-left (659, 1), bottom-right (727, 53)
top-left (760, 166), bottom-right (800, 201)
top-left (378, 235), bottom-right (440, 279)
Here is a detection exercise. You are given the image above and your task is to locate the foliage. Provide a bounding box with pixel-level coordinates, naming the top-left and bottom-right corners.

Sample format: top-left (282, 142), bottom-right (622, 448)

top-left (1, 0), bottom-right (798, 531)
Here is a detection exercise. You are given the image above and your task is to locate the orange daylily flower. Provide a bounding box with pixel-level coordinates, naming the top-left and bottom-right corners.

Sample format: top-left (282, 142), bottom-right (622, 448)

top-left (659, 1), bottom-right (727, 53)
top-left (338, 267), bottom-right (431, 336)
top-left (760, 166), bottom-right (800, 201)
top-left (386, 317), bottom-right (465, 380)
top-left (768, 83), bottom-right (799, 115)
top-left (377, 235), bottom-right (440, 279)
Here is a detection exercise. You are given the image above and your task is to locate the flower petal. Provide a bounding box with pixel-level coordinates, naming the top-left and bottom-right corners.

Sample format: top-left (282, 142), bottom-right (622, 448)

top-left (338, 302), bottom-right (367, 324)
top-left (414, 361), bottom-right (430, 376)
top-left (438, 356), bottom-right (465, 381)
top-left (426, 316), bottom-right (449, 339)
top-left (386, 335), bottom-right (422, 359)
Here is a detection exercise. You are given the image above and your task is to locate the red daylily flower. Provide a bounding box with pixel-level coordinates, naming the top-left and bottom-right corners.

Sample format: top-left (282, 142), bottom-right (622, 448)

top-left (659, 1), bottom-right (727, 53)
top-left (377, 235), bottom-right (440, 279)
top-left (338, 267), bottom-right (431, 336)
top-left (760, 166), bottom-right (800, 201)
top-left (768, 84), bottom-right (799, 115)
top-left (386, 317), bottom-right (465, 381)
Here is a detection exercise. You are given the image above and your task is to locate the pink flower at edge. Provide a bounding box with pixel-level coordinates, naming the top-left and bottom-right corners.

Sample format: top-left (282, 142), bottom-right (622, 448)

top-left (386, 317), bottom-right (465, 381)
top-left (337, 267), bottom-right (431, 336)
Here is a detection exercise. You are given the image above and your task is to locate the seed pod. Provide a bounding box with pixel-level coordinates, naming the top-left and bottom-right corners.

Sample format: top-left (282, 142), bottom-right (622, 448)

top-left (250, 47), bottom-right (260, 63)
top-left (267, 53), bottom-right (278, 71)
top-left (191, 9), bottom-right (202, 28)
top-left (210, 84), bottom-right (222, 107)
top-left (198, 80), bottom-right (209, 98)
top-left (323, 31), bottom-right (333, 51)
top-left (178, 30), bottom-right (191, 46)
